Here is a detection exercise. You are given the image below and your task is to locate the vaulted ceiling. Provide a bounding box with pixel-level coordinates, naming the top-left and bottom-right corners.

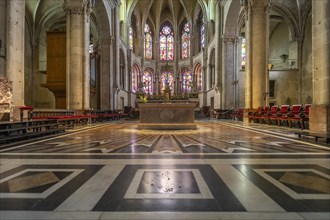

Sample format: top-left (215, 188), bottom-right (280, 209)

top-left (128, 0), bottom-right (204, 34)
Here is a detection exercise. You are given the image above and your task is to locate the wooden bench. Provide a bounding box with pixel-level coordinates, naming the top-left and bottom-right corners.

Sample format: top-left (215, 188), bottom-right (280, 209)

top-left (0, 119), bottom-right (65, 145)
top-left (294, 131), bottom-right (330, 144)
top-left (213, 109), bottom-right (233, 119)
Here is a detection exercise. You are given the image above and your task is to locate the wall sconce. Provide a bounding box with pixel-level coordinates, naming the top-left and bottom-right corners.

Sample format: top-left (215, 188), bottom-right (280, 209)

top-left (268, 64), bottom-right (273, 70)
top-left (280, 54), bottom-right (288, 62)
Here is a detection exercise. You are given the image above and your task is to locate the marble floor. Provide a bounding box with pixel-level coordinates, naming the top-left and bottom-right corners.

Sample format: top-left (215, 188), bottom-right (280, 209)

top-left (0, 120), bottom-right (329, 220)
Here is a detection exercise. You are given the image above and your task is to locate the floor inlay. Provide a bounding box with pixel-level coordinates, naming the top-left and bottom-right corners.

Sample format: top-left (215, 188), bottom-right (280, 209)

top-left (0, 121), bottom-right (329, 219)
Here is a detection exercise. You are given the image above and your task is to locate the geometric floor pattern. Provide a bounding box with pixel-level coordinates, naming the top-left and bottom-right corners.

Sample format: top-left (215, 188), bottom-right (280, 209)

top-left (0, 121), bottom-right (329, 220)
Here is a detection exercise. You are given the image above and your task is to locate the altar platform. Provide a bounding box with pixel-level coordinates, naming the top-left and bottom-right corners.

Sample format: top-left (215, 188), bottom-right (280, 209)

top-left (137, 103), bottom-right (197, 130)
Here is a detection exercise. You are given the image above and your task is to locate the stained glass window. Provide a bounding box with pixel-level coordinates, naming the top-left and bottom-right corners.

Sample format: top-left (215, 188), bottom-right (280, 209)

top-left (200, 17), bottom-right (205, 49)
top-left (181, 22), bottom-right (190, 59)
top-left (129, 26), bottom-right (133, 50)
top-left (142, 68), bottom-right (153, 94)
top-left (159, 24), bottom-right (174, 60)
top-left (182, 69), bottom-right (192, 93)
top-left (144, 24), bottom-right (152, 59)
top-left (195, 64), bottom-right (203, 91)
top-left (132, 64), bottom-right (140, 93)
top-left (241, 38), bottom-right (246, 69)
top-left (161, 71), bottom-right (174, 92)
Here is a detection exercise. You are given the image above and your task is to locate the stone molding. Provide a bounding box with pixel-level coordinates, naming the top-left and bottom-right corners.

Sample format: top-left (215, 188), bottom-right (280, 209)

top-left (249, 0), bottom-right (270, 13)
top-left (69, 7), bottom-right (83, 15)
top-left (223, 37), bottom-right (239, 44)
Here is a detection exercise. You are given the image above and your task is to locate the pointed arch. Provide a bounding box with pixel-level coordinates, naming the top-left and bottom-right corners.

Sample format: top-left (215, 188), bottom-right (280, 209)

top-left (181, 67), bottom-right (192, 93)
top-left (143, 67), bottom-right (154, 94)
top-left (131, 63), bottom-right (140, 93)
top-left (160, 69), bottom-right (174, 93)
top-left (194, 63), bottom-right (203, 92)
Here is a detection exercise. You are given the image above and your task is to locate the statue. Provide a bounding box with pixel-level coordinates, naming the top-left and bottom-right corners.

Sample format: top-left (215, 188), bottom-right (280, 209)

top-left (163, 82), bottom-right (171, 100)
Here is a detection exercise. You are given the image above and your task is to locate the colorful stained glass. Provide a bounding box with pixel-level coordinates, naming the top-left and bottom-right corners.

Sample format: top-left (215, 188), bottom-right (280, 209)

top-left (194, 64), bottom-right (203, 91)
top-left (241, 38), bottom-right (246, 69)
top-left (144, 24), bottom-right (152, 59)
top-left (161, 71), bottom-right (174, 92)
top-left (182, 69), bottom-right (192, 93)
top-left (160, 35), bottom-right (167, 60)
top-left (167, 35), bottom-right (174, 60)
top-left (201, 18), bottom-right (205, 49)
top-left (131, 64), bottom-right (139, 93)
top-left (142, 69), bottom-right (153, 93)
top-left (129, 26), bottom-right (133, 50)
top-left (159, 24), bottom-right (174, 60)
top-left (181, 22), bottom-right (190, 59)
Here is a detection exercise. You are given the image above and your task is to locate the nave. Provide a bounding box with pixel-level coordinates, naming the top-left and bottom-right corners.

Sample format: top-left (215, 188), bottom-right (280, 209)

top-left (0, 121), bottom-right (329, 220)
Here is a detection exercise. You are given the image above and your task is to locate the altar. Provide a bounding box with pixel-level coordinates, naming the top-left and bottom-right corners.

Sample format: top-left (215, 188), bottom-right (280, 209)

top-left (137, 103), bottom-right (197, 130)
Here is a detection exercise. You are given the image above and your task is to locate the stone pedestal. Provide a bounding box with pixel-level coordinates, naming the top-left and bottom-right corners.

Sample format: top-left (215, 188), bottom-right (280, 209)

top-left (309, 105), bottom-right (330, 133)
top-left (137, 103), bottom-right (197, 130)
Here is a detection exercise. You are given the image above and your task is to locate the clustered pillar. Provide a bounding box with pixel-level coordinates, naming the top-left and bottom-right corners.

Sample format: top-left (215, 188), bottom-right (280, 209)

top-left (6, 0), bottom-right (25, 120)
top-left (244, 0), bottom-right (269, 121)
top-left (65, 0), bottom-right (91, 111)
top-left (309, 0), bottom-right (330, 132)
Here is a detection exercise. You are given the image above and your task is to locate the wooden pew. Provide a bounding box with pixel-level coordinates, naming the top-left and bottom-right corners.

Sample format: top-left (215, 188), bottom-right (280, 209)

top-left (0, 119), bottom-right (65, 145)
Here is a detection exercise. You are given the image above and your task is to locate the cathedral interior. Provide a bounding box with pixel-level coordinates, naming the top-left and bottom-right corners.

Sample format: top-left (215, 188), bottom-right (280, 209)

top-left (0, 0), bottom-right (329, 219)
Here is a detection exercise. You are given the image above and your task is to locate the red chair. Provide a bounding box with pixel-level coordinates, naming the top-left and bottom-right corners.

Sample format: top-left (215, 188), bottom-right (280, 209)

top-left (288, 104), bottom-right (311, 129)
top-left (275, 105), bottom-right (291, 126)
top-left (286, 105), bottom-right (302, 128)
top-left (257, 106), bottom-right (270, 124)
top-left (260, 105), bottom-right (278, 125)
top-left (247, 107), bottom-right (263, 123)
top-left (231, 107), bottom-right (244, 121)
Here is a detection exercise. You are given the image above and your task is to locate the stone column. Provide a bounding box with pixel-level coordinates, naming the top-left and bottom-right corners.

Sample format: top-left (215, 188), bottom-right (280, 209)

top-left (65, 0), bottom-right (91, 111)
top-left (127, 48), bottom-right (132, 106)
top-left (0, 0), bottom-right (7, 76)
top-left (83, 3), bottom-right (92, 110)
top-left (99, 38), bottom-right (111, 110)
top-left (224, 37), bottom-right (238, 109)
top-left (215, 2), bottom-right (224, 108)
top-left (247, 0), bottom-right (269, 109)
top-left (6, 0), bottom-right (25, 120)
top-left (112, 6), bottom-right (120, 110)
top-left (309, 0), bottom-right (330, 132)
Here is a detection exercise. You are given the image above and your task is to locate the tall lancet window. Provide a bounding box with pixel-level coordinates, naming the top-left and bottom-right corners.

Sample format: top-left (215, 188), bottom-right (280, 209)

top-left (241, 38), bottom-right (246, 69)
top-left (159, 23), bottom-right (174, 60)
top-left (182, 68), bottom-right (192, 93)
top-left (181, 22), bottom-right (190, 59)
top-left (129, 26), bottom-right (133, 50)
top-left (161, 70), bottom-right (174, 92)
top-left (200, 17), bottom-right (205, 49)
top-left (143, 68), bottom-right (153, 94)
top-left (144, 23), bottom-right (152, 59)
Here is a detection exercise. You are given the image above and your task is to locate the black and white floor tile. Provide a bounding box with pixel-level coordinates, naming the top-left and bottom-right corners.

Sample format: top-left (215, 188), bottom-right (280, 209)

top-left (0, 121), bottom-right (329, 220)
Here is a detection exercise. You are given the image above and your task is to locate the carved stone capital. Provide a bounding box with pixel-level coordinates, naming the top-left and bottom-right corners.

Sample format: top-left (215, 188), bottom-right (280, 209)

top-left (223, 37), bottom-right (237, 44)
top-left (67, 7), bottom-right (83, 15)
top-left (249, 0), bottom-right (270, 12)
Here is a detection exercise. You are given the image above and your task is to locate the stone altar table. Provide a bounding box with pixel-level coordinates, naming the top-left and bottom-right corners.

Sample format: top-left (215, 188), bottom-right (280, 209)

top-left (137, 103), bottom-right (197, 130)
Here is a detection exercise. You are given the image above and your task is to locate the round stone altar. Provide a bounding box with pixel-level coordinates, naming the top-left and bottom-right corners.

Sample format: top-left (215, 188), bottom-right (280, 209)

top-left (137, 103), bottom-right (197, 130)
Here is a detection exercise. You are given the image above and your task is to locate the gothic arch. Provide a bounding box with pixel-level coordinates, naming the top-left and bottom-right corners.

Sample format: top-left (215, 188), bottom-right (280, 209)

top-left (131, 63), bottom-right (141, 93)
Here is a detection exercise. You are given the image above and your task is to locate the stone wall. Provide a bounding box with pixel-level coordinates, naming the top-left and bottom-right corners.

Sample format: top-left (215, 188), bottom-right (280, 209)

top-left (0, 77), bottom-right (13, 120)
